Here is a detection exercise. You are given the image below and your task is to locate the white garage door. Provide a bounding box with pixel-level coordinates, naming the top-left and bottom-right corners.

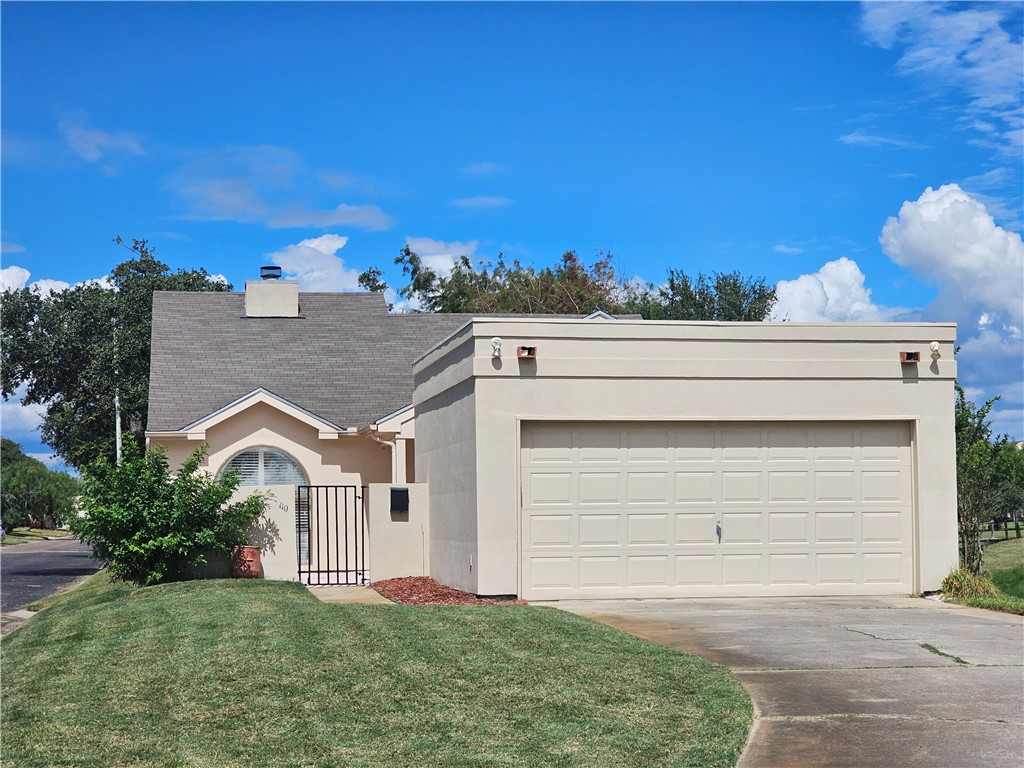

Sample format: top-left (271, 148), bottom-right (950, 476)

top-left (520, 422), bottom-right (914, 599)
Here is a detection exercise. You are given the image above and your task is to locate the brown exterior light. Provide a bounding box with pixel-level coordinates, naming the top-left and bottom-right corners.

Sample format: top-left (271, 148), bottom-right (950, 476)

top-left (900, 351), bottom-right (921, 363)
top-left (517, 345), bottom-right (537, 359)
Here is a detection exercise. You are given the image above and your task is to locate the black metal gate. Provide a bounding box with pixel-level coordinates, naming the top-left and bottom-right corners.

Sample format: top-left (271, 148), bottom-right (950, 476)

top-left (295, 485), bottom-right (368, 585)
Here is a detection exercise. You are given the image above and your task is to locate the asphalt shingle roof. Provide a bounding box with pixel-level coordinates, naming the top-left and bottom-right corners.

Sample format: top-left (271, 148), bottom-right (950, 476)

top-left (147, 291), bottom-right (474, 431)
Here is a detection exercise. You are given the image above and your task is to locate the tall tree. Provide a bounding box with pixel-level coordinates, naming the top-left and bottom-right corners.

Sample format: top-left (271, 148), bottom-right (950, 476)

top-left (953, 384), bottom-right (1018, 575)
top-left (381, 246), bottom-right (776, 321)
top-left (626, 269), bottom-right (776, 321)
top-left (1, 239), bottom-right (230, 469)
top-left (0, 439), bottom-right (79, 531)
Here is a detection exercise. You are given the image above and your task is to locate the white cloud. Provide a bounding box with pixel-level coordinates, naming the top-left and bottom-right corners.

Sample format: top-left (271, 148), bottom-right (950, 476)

top-left (270, 234), bottom-right (360, 291)
top-left (1, 242), bottom-right (26, 254)
top-left (0, 266), bottom-right (71, 296)
top-left (879, 184), bottom-right (1023, 328)
top-left (861, 3), bottom-right (1024, 156)
top-left (451, 197), bottom-right (512, 209)
top-left (838, 130), bottom-right (926, 150)
top-left (267, 203), bottom-right (392, 230)
top-left (59, 118), bottom-right (144, 163)
top-left (0, 265), bottom-right (30, 291)
top-left (404, 237), bottom-right (479, 279)
top-left (773, 244), bottom-right (803, 255)
top-left (169, 145), bottom-right (392, 231)
top-left (771, 257), bottom-right (908, 322)
top-left (1, 386), bottom-right (46, 438)
top-left (30, 279), bottom-right (72, 296)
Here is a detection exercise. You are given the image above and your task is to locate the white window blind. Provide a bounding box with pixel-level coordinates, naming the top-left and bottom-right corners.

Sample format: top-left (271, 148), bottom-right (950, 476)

top-left (219, 448), bottom-right (308, 486)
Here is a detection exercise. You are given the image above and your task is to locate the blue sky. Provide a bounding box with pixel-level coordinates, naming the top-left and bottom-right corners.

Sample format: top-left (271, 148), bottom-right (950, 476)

top-left (2, 1), bottom-right (1022, 461)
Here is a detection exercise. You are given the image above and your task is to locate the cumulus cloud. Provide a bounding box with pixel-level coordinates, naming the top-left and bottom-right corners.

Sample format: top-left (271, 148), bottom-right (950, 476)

top-left (1, 385), bottom-right (46, 437)
top-left (1, 265), bottom-right (30, 291)
top-left (59, 118), bottom-right (144, 165)
top-left (270, 234), bottom-right (361, 291)
top-left (404, 237), bottom-right (479, 279)
top-left (771, 257), bottom-right (909, 322)
top-left (0, 266), bottom-right (71, 295)
top-left (879, 183), bottom-right (1023, 329)
top-left (861, 3), bottom-right (1023, 155)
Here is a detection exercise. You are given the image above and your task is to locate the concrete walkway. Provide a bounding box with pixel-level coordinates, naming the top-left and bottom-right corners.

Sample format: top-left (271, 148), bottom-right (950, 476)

top-left (306, 585), bottom-right (393, 605)
top-left (551, 596), bottom-right (1024, 768)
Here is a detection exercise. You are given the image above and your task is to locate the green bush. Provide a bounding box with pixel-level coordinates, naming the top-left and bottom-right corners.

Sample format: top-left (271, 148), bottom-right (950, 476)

top-left (72, 443), bottom-right (267, 585)
top-left (941, 568), bottom-right (1000, 600)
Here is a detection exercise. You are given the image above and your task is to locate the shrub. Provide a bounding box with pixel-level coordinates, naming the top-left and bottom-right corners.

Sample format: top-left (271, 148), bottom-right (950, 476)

top-left (941, 568), bottom-right (1000, 600)
top-left (72, 443), bottom-right (267, 585)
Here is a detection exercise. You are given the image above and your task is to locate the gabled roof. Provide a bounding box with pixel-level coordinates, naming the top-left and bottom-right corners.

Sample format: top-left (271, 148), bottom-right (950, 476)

top-left (147, 292), bottom-right (473, 432)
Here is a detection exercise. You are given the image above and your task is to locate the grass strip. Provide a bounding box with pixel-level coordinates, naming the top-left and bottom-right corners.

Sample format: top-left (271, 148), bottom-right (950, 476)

top-left (919, 643), bottom-right (968, 665)
top-left (2, 573), bottom-right (751, 768)
top-left (1, 527), bottom-right (73, 546)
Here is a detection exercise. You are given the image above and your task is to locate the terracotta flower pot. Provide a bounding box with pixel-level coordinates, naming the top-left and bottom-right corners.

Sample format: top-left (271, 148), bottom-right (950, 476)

top-left (231, 545), bottom-right (263, 578)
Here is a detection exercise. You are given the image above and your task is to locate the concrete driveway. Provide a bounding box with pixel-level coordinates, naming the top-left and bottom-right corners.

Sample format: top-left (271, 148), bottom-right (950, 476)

top-left (552, 597), bottom-right (1024, 768)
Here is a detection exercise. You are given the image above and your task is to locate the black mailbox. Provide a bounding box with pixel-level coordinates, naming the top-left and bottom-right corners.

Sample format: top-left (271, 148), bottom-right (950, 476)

top-left (391, 487), bottom-right (410, 513)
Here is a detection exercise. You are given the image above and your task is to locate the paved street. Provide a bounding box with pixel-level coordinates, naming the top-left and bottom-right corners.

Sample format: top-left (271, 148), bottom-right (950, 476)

top-left (553, 596), bottom-right (1024, 768)
top-left (1, 537), bottom-right (102, 613)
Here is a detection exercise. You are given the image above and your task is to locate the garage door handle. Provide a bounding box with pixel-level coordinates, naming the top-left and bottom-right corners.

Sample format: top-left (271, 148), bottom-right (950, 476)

top-left (716, 521), bottom-right (722, 544)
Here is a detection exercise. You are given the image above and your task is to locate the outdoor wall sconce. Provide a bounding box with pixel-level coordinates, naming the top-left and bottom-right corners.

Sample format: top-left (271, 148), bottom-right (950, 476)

top-left (929, 341), bottom-right (941, 360)
top-left (391, 487), bottom-right (410, 513)
top-left (900, 351), bottom-right (921, 363)
top-left (517, 345), bottom-right (537, 359)
top-left (491, 337), bottom-right (502, 357)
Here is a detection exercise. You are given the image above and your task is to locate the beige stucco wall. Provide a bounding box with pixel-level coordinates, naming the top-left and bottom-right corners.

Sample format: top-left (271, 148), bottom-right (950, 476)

top-left (150, 401), bottom-right (391, 487)
top-left (414, 319), bottom-right (959, 596)
top-left (229, 484), bottom-right (299, 581)
top-left (366, 483), bottom-right (430, 581)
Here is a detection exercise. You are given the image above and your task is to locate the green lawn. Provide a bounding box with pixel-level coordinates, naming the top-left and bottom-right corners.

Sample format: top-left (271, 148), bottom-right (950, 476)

top-left (949, 537), bottom-right (1024, 615)
top-left (2, 574), bottom-right (752, 768)
top-left (1, 526), bottom-right (73, 546)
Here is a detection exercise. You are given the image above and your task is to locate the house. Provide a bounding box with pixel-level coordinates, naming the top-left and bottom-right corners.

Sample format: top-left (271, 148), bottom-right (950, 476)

top-left (147, 275), bottom-right (959, 599)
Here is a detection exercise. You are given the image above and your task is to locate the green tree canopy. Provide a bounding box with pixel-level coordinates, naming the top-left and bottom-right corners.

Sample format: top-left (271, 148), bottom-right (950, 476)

top-left (1, 239), bottom-right (230, 469)
top-left (364, 247), bottom-right (777, 320)
top-left (0, 440), bottom-right (80, 530)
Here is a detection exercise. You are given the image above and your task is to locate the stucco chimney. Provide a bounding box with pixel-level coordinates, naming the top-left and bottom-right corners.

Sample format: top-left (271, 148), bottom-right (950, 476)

top-left (245, 267), bottom-right (299, 317)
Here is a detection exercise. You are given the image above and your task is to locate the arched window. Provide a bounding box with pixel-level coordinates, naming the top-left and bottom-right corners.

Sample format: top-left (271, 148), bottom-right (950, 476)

top-left (219, 447), bottom-right (309, 486)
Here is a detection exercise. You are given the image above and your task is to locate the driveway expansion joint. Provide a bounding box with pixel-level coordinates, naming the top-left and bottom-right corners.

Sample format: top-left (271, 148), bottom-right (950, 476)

top-left (759, 713), bottom-right (1021, 726)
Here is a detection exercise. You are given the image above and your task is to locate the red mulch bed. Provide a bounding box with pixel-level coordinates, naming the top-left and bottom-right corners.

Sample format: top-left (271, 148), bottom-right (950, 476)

top-left (372, 576), bottom-right (528, 606)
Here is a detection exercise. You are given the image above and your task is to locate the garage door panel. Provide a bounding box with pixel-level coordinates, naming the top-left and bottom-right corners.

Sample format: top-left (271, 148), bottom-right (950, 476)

top-left (676, 512), bottom-right (716, 544)
top-left (578, 429), bottom-right (622, 463)
top-left (722, 471), bottom-right (762, 502)
top-left (521, 422), bottom-right (914, 599)
top-left (627, 555), bottom-right (672, 586)
top-left (675, 471), bottom-right (717, 503)
top-left (676, 554), bottom-right (719, 585)
top-left (528, 472), bottom-right (574, 505)
top-left (626, 471), bottom-right (672, 504)
top-left (579, 472), bottom-right (620, 504)
top-left (578, 513), bottom-right (621, 546)
top-left (769, 553), bottom-right (812, 585)
top-left (769, 512), bottom-right (811, 544)
top-left (769, 471), bottom-right (812, 502)
top-left (674, 428), bottom-right (717, 462)
top-left (816, 511), bottom-right (857, 543)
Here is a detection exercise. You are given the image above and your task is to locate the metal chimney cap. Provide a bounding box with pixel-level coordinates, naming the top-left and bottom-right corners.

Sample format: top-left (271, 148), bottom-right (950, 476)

top-left (260, 265), bottom-right (282, 280)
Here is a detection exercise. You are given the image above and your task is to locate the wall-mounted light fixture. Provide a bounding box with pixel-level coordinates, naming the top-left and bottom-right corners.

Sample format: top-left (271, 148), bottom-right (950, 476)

top-left (929, 341), bottom-right (941, 360)
top-left (491, 337), bottom-right (502, 358)
top-left (517, 345), bottom-right (537, 359)
top-left (900, 351), bottom-right (921, 363)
